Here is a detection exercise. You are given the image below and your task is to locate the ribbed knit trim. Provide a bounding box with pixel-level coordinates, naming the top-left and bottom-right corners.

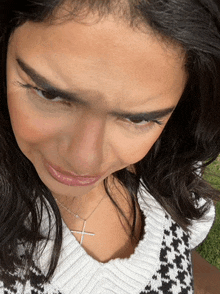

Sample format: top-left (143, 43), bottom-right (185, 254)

top-left (38, 183), bottom-right (167, 294)
top-left (37, 182), bottom-right (216, 294)
top-left (188, 197), bottom-right (216, 250)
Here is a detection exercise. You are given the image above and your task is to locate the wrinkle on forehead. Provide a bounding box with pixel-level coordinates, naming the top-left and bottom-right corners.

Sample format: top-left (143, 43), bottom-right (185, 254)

top-left (9, 14), bottom-right (187, 114)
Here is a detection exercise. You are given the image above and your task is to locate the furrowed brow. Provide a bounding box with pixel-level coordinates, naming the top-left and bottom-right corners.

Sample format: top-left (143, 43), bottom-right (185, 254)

top-left (109, 107), bottom-right (175, 121)
top-left (16, 57), bottom-right (175, 120)
top-left (16, 57), bottom-right (88, 106)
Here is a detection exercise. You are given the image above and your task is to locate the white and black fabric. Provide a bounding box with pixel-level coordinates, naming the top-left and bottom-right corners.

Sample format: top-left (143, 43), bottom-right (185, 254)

top-left (0, 183), bottom-right (215, 294)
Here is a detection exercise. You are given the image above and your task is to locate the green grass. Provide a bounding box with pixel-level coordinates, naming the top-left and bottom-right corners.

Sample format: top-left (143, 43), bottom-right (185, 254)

top-left (203, 157), bottom-right (220, 191)
top-left (196, 157), bottom-right (220, 270)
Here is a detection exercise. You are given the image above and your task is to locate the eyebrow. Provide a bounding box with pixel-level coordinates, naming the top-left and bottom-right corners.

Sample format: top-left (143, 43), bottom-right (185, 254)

top-left (16, 57), bottom-right (175, 121)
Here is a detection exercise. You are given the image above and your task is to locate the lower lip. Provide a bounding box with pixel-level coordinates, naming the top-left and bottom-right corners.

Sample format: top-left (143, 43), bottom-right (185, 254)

top-left (45, 162), bottom-right (101, 186)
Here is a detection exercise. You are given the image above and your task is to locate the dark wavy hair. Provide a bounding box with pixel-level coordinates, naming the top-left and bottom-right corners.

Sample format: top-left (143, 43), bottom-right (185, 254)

top-left (0, 0), bottom-right (220, 283)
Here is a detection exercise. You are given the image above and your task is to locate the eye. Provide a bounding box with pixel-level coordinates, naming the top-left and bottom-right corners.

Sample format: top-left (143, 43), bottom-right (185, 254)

top-left (123, 117), bottom-right (164, 133)
top-left (126, 117), bottom-right (163, 126)
top-left (127, 118), bottom-right (150, 126)
top-left (34, 87), bottom-right (62, 101)
top-left (16, 82), bottom-right (71, 106)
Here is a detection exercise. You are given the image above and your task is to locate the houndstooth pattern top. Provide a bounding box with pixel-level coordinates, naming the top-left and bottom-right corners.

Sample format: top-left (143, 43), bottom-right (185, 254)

top-left (0, 184), bottom-right (215, 294)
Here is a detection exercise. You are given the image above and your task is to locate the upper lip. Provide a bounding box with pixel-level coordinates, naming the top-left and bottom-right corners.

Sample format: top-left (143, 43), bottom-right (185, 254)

top-left (45, 160), bottom-right (102, 179)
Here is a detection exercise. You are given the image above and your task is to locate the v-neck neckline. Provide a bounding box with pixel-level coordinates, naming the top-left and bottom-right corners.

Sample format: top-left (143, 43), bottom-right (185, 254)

top-left (38, 183), bottom-right (166, 294)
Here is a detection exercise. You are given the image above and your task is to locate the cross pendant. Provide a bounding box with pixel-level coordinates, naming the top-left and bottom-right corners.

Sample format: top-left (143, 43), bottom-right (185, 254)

top-left (70, 220), bottom-right (95, 245)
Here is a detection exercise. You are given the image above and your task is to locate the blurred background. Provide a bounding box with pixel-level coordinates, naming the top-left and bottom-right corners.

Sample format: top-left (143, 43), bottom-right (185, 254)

top-left (196, 157), bottom-right (220, 270)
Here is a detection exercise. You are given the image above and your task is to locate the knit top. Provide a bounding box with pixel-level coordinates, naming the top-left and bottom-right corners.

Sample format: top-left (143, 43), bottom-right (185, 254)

top-left (0, 182), bottom-right (216, 294)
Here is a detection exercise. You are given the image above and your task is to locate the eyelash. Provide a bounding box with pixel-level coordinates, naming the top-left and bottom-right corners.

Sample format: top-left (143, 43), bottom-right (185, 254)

top-left (127, 118), bottom-right (163, 131)
top-left (17, 82), bottom-right (71, 106)
top-left (17, 82), bottom-right (164, 131)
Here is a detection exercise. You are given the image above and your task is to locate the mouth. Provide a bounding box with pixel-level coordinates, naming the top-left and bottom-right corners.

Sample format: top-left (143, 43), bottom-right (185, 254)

top-left (44, 160), bottom-right (102, 187)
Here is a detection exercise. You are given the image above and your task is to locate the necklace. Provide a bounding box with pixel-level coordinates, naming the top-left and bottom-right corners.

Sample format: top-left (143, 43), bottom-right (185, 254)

top-left (55, 196), bottom-right (105, 245)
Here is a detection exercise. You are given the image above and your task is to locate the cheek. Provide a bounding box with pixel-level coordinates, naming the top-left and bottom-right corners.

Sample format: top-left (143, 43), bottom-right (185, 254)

top-left (7, 93), bottom-right (59, 151)
top-left (7, 91), bottom-right (163, 168)
top-left (116, 129), bottom-right (162, 166)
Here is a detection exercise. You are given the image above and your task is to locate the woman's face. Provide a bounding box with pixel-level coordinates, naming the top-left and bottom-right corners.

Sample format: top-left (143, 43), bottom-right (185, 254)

top-left (7, 15), bottom-right (187, 200)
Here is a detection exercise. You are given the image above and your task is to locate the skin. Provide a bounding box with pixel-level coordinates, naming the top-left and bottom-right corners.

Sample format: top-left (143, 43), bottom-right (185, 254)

top-left (6, 15), bottom-right (187, 260)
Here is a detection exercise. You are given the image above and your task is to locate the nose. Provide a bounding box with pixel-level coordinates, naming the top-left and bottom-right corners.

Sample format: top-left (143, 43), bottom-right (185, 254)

top-left (60, 113), bottom-right (106, 176)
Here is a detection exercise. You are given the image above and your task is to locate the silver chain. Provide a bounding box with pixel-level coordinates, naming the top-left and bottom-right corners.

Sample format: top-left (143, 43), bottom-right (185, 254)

top-left (55, 195), bottom-right (105, 222)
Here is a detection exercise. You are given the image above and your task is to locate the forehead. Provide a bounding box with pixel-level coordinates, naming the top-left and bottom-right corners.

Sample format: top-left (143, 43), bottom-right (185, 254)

top-left (8, 15), bottom-right (187, 110)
